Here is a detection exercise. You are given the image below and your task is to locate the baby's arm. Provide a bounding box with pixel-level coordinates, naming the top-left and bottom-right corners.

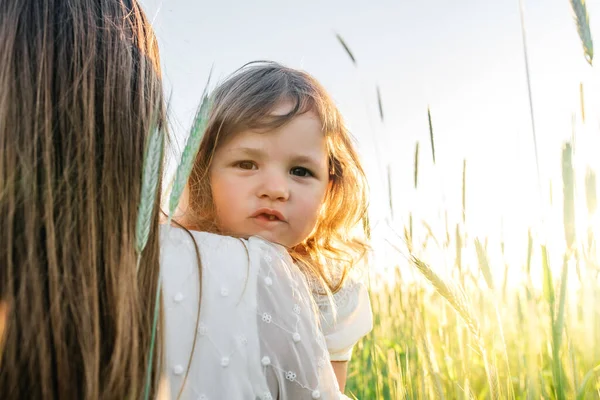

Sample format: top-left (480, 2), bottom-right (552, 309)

top-left (318, 279), bottom-right (374, 391)
top-left (331, 361), bottom-right (349, 391)
top-left (157, 375), bottom-right (171, 400)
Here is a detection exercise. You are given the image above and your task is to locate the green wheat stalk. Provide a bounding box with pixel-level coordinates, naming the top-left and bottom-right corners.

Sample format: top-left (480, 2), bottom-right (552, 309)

top-left (145, 75), bottom-right (212, 400)
top-left (135, 123), bottom-right (164, 271)
top-left (377, 85), bottom-right (384, 122)
top-left (414, 142), bottom-right (420, 189)
top-left (418, 326), bottom-right (445, 400)
top-left (555, 256), bottom-right (569, 354)
top-left (551, 255), bottom-right (569, 400)
top-left (542, 245), bottom-right (555, 318)
top-left (474, 238), bottom-right (495, 291)
top-left (410, 256), bottom-right (500, 399)
top-left (576, 363), bottom-right (600, 399)
top-left (336, 33), bottom-right (357, 65)
top-left (526, 228), bottom-right (533, 278)
top-left (585, 168), bottom-right (596, 215)
top-left (407, 213), bottom-right (414, 253)
top-left (143, 279), bottom-right (162, 400)
top-left (570, 0), bottom-right (594, 65)
top-left (137, 121), bottom-right (165, 398)
top-left (585, 168), bottom-right (596, 248)
top-left (166, 77), bottom-right (212, 225)
top-left (569, 335), bottom-right (579, 394)
top-left (518, 0), bottom-right (542, 198)
top-left (427, 106), bottom-right (436, 164)
top-left (137, 119), bottom-right (164, 399)
top-left (562, 142), bottom-right (575, 251)
top-left (455, 224), bottom-right (463, 277)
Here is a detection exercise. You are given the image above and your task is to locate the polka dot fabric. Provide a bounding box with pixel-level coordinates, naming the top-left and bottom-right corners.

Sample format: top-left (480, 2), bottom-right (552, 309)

top-left (161, 227), bottom-right (351, 399)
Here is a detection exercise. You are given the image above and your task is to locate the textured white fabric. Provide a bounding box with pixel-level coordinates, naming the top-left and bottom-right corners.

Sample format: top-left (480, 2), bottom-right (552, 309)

top-left (315, 280), bottom-right (373, 362)
top-left (160, 226), bottom-right (349, 400)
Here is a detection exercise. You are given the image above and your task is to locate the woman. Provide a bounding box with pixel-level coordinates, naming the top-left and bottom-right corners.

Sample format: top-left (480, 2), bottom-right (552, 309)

top-left (0, 1), bottom-right (165, 397)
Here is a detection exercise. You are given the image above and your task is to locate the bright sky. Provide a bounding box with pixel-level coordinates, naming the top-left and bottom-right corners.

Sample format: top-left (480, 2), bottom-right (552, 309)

top-left (141, 0), bottom-right (600, 282)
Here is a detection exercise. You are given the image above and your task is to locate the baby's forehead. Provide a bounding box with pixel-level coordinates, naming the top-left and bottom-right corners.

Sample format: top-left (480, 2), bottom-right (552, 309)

top-left (220, 119), bottom-right (328, 162)
top-left (233, 111), bottom-right (325, 138)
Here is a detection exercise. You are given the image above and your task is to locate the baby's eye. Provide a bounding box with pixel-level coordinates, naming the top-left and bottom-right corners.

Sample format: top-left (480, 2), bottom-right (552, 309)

top-left (290, 167), bottom-right (313, 177)
top-left (236, 161), bottom-right (257, 170)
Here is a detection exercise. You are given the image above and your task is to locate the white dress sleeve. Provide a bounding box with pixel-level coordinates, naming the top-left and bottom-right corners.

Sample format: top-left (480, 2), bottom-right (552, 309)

top-left (314, 279), bottom-right (373, 362)
top-left (160, 226), bottom-right (348, 399)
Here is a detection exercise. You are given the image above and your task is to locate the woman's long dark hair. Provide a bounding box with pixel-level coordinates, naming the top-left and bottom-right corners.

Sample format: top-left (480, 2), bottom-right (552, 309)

top-left (0, 0), bottom-right (166, 398)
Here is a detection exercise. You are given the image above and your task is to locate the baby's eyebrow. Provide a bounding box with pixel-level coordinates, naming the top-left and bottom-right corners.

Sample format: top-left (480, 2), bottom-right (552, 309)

top-left (229, 147), bottom-right (325, 168)
top-left (290, 154), bottom-right (322, 167)
top-left (230, 146), bottom-right (265, 158)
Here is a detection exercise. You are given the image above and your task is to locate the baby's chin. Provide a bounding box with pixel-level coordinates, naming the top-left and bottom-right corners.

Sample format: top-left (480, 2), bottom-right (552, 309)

top-left (251, 231), bottom-right (288, 246)
top-left (245, 230), bottom-right (298, 248)
top-left (219, 225), bottom-right (300, 248)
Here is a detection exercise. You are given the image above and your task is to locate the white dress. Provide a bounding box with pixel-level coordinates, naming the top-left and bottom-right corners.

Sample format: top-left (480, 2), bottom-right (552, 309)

top-left (161, 226), bottom-right (355, 399)
top-left (314, 277), bottom-right (373, 362)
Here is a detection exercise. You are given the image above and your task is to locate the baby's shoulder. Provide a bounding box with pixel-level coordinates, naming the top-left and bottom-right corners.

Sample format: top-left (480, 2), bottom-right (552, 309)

top-left (314, 276), bottom-right (367, 317)
top-left (313, 275), bottom-right (373, 361)
top-left (159, 226), bottom-right (305, 297)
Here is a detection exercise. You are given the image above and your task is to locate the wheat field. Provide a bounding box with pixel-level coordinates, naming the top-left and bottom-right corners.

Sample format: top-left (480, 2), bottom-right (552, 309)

top-left (344, 2), bottom-right (600, 399)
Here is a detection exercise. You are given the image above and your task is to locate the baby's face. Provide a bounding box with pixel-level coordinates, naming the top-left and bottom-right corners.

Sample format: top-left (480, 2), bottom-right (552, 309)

top-left (209, 102), bottom-right (329, 247)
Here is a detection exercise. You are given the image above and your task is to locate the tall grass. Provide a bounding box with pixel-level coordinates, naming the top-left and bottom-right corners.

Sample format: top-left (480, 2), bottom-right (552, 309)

top-left (337, 4), bottom-right (600, 400)
top-left (570, 0), bottom-right (594, 66)
top-left (347, 203), bottom-right (600, 399)
top-left (339, 4), bottom-right (600, 398)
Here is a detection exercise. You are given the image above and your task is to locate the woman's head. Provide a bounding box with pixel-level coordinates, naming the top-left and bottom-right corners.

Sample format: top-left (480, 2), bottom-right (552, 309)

top-left (186, 61), bottom-right (369, 290)
top-left (0, 0), bottom-right (165, 398)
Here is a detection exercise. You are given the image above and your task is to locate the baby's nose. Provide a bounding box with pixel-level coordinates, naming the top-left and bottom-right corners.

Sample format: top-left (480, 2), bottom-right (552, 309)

top-left (258, 171), bottom-right (289, 201)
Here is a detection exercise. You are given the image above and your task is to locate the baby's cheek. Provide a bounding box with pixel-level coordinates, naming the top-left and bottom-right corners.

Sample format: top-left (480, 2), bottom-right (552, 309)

top-left (213, 178), bottom-right (241, 210)
top-left (213, 195), bottom-right (243, 230)
top-left (297, 198), bottom-right (323, 229)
